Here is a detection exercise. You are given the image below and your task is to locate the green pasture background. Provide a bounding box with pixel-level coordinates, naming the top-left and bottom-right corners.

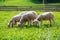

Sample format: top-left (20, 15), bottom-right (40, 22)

top-left (0, 0), bottom-right (60, 6)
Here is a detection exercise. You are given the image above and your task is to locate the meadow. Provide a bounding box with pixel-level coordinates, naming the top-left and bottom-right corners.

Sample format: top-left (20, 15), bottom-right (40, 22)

top-left (0, 0), bottom-right (60, 6)
top-left (0, 0), bottom-right (41, 6)
top-left (0, 11), bottom-right (60, 40)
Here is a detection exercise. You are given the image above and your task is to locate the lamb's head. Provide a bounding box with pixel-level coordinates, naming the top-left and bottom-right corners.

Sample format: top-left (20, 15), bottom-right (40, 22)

top-left (18, 22), bottom-right (24, 27)
top-left (18, 22), bottom-right (21, 27)
top-left (8, 19), bottom-right (13, 27)
top-left (8, 23), bottom-right (10, 27)
top-left (33, 19), bottom-right (39, 25)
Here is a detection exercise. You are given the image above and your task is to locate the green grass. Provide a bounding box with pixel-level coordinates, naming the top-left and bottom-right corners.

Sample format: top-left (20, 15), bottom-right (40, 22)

top-left (0, 11), bottom-right (60, 40)
top-left (0, 0), bottom-right (41, 6)
top-left (0, 0), bottom-right (60, 6)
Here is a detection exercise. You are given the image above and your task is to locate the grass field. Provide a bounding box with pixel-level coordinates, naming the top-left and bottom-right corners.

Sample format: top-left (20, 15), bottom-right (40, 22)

top-left (0, 0), bottom-right (60, 6)
top-left (0, 0), bottom-right (41, 6)
top-left (0, 11), bottom-right (60, 40)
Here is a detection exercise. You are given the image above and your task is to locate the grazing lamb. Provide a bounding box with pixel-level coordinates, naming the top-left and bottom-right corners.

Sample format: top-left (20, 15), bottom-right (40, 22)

top-left (18, 11), bottom-right (37, 26)
top-left (33, 12), bottom-right (55, 27)
top-left (8, 11), bottom-right (27, 27)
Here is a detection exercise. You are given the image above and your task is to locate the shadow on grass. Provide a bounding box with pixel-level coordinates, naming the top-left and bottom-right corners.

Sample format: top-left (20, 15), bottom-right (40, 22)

top-left (17, 25), bottom-right (39, 28)
top-left (43, 24), bottom-right (53, 28)
top-left (8, 24), bottom-right (58, 29)
top-left (17, 24), bottom-right (52, 28)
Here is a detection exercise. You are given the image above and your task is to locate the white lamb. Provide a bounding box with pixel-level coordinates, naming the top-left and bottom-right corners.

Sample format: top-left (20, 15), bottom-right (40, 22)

top-left (8, 11), bottom-right (27, 27)
top-left (33, 12), bottom-right (55, 27)
top-left (18, 11), bottom-right (37, 26)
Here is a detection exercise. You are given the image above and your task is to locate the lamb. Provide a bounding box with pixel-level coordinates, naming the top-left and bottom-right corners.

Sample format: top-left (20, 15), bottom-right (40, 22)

top-left (8, 11), bottom-right (27, 27)
top-left (33, 12), bottom-right (55, 27)
top-left (18, 11), bottom-right (37, 26)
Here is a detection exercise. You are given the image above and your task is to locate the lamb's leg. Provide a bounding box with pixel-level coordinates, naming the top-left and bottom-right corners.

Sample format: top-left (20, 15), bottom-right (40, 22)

top-left (51, 18), bottom-right (55, 24)
top-left (12, 20), bottom-right (15, 27)
top-left (30, 20), bottom-right (33, 25)
top-left (39, 21), bottom-right (42, 27)
top-left (21, 22), bottom-right (24, 27)
top-left (49, 19), bottom-right (52, 26)
top-left (28, 21), bottom-right (31, 26)
top-left (51, 18), bottom-right (56, 26)
top-left (12, 23), bottom-right (13, 27)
